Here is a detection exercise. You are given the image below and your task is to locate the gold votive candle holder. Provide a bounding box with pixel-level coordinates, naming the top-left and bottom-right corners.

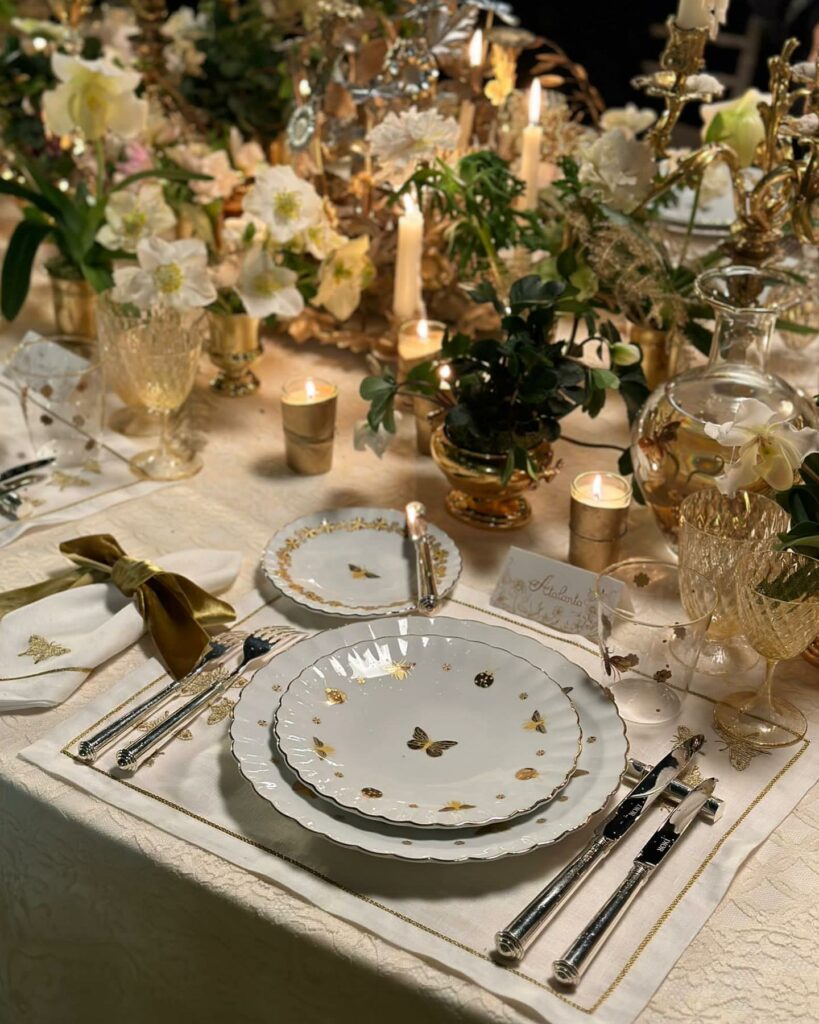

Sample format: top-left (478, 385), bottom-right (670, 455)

top-left (569, 471), bottom-right (631, 573)
top-left (281, 376), bottom-right (338, 475)
top-left (397, 318), bottom-right (445, 382)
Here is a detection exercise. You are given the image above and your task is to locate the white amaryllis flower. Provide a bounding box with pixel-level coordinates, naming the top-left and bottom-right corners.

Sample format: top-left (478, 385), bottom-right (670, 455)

top-left (235, 246), bottom-right (305, 320)
top-left (702, 88), bottom-right (767, 168)
top-left (243, 165), bottom-right (322, 244)
top-left (704, 398), bottom-right (819, 495)
top-left (97, 183), bottom-right (176, 253)
top-left (314, 235), bottom-right (372, 321)
top-left (369, 107), bottom-right (459, 176)
top-left (112, 237), bottom-right (216, 310)
top-left (600, 104), bottom-right (657, 138)
top-left (42, 54), bottom-right (147, 141)
top-left (229, 127), bottom-right (266, 178)
top-left (578, 129), bottom-right (656, 212)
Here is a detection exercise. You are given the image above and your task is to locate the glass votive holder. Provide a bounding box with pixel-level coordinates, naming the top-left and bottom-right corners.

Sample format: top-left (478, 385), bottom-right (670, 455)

top-left (397, 318), bottom-right (445, 382)
top-left (595, 559), bottom-right (716, 725)
top-left (281, 376), bottom-right (338, 475)
top-left (569, 472), bottom-right (631, 573)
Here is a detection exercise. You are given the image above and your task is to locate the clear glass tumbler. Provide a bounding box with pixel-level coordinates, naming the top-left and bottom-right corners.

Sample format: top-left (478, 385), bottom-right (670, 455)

top-left (595, 559), bottom-right (716, 725)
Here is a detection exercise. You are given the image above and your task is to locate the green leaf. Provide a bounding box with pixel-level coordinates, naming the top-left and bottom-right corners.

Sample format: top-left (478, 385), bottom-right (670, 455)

top-left (0, 178), bottom-right (61, 219)
top-left (1, 218), bottom-right (51, 320)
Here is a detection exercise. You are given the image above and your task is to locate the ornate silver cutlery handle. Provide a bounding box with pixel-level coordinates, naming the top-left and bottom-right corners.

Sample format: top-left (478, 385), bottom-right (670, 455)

top-left (494, 835), bottom-right (613, 961)
top-left (77, 632), bottom-right (247, 763)
top-left (416, 535), bottom-right (439, 612)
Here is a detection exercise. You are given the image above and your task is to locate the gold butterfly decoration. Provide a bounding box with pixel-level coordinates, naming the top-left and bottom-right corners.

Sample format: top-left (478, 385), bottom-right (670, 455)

top-left (361, 787), bottom-right (383, 798)
top-left (439, 800), bottom-right (476, 812)
top-left (325, 688), bottom-right (347, 705)
top-left (313, 736), bottom-right (335, 759)
top-left (653, 668), bottom-right (673, 683)
top-left (515, 767), bottom-right (540, 780)
top-left (601, 648), bottom-right (640, 680)
top-left (387, 660), bottom-right (415, 680)
top-left (523, 710), bottom-right (547, 734)
top-left (407, 726), bottom-right (458, 758)
top-left (348, 564), bottom-right (380, 580)
top-left (206, 698), bottom-right (235, 725)
top-left (18, 634), bottom-right (70, 664)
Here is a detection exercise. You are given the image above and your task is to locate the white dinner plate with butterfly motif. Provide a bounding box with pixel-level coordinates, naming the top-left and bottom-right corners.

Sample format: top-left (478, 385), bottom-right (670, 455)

top-left (273, 632), bottom-right (582, 828)
top-left (231, 616), bottom-right (628, 861)
top-left (261, 507), bottom-right (462, 617)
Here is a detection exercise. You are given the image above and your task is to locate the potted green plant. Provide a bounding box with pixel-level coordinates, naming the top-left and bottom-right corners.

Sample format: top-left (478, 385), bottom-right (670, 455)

top-left (361, 275), bottom-right (649, 529)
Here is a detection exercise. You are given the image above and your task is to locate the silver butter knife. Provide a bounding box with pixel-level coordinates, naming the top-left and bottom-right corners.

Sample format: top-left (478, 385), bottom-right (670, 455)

top-left (405, 501), bottom-right (439, 613)
top-left (115, 626), bottom-right (303, 772)
top-left (552, 777), bottom-right (717, 986)
top-left (494, 732), bottom-right (705, 963)
top-left (76, 630), bottom-right (247, 763)
top-left (0, 457), bottom-right (55, 486)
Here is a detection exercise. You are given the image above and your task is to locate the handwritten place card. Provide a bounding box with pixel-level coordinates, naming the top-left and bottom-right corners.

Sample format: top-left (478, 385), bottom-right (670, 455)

top-left (490, 546), bottom-right (623, 639)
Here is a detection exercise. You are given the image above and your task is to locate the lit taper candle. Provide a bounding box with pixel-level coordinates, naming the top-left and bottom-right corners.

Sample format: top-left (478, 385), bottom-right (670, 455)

top-left (519, 79), bottom-right (543, 211)
top-left (457, 29), bottom-right (483, 155)
top-left (393, 193), bottom-right (424, 323)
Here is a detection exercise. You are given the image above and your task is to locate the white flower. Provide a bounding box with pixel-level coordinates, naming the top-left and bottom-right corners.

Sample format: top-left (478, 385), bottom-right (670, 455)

top-left (578, 129), bottom-right (656, 212)
top-left (42, 54), bottom-right (147, 141)
top-left (298, 216), bottom-right (347, 260)
top-left (685, 74), bottom-right (725, 100)
top-left (600, 104), bottom-right (656, 138)
top-left (169, 144), bottom-right (242, 205)
top-left (97, 183), bottom-right (176, 253)
top-left (161, 6), bottom-right (207, 76)
top-left (222, 212), bottom-right (267, 253)
top-left (369, 107), bottom-right (459, 177)
top-left (243, 165), bottom-right (322, 244)
top-left (229, 127), bottom-right (266, 178)
top-left (699, 159), bottom-right (733, 204)
top-left (314, 235), bottom-right (372, 321)
top-left (235, 246), bottom-right (304, 320)
top-left (11, 17), bottom-right (72, 45)
top-left (112, 237), bottom-right (216, 310)
top-left (92, 4), bottom-right (140, 64)
top-left (704, 398), bottom-right (819, 495)
top-left (611, 342), bottom-right (641, 367)
top-left (702, 88), bottom-right (767, 168)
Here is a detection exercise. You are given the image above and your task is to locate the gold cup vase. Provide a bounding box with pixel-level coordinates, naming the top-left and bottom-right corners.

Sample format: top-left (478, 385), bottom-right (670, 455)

top-left (207, 313), bottom-right (263, 397)
top-left (430, 426), bottom-right (559, 530)
top-left (49, 273), bottom-right (97, 340)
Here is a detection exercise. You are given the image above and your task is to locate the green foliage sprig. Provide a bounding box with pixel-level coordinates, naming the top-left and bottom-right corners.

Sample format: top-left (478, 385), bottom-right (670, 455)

top-left (360, 275), bottom-right (649, 484)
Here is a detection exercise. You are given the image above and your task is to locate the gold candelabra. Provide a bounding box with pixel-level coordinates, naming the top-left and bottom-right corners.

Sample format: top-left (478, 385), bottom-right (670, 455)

top-left (636, 20), bottom-right (819, 265)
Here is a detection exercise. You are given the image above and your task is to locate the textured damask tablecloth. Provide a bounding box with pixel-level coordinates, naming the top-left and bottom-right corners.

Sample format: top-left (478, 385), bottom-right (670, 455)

top-left (1, 220), bottom-right (818, 1022)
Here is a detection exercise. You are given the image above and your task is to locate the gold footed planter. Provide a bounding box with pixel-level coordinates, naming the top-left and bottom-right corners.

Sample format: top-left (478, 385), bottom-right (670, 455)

top-left (50, 274), bottom-right (97, 340)
top-left (430, 427), bottom-right (558, 530)
top-left (629, 323), bottom-right (673, 391)
top-left (208, 313), bottom-right (263, 397)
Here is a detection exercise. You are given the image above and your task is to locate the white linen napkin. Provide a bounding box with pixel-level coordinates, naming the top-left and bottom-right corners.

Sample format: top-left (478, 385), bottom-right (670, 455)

top-left (0, 548), bottom-right (242, 711)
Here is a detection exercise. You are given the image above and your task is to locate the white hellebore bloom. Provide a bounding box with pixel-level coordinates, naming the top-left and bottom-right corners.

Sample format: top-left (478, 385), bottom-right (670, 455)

top-left (235, 246), bottom-right (304, 320)
top-left (112, 237), bottom-right (216, 310)
top-left (578, 128), bottom-right (656, 212)
top-left (299, 216), bottom-right (347, 260)
top-left (369, 106), bottom-right (459, 175)
top-left (600, 104), bottom-right (657, 138)
top-left (161, 6), bottom-right (207, 76)
top-left (704, 398), bottom-right (819, 495)
top-left (229, 127), bottom-right (266, 178)
top-left (244, 165), bottom-right (322, 244)
top-left (97, 183), bottom-right (176, 253)
top-left (315, 235), bottom-right (372, 321)
top-left (43, 53), bottom-right (147, 141)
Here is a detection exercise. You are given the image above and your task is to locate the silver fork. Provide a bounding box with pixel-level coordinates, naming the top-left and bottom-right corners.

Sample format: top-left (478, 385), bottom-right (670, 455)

top-left (77, 630), bottom-right (248, 764)
top-left (115, 626), bottom-right (304, 772)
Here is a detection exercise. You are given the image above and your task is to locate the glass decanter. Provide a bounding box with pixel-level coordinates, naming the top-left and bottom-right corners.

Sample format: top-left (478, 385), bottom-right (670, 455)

top-left (631, 266), bottom-right (818, 550)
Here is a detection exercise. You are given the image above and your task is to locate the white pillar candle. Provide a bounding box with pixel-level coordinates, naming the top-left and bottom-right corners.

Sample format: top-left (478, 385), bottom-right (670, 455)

top-left (457, 29), bottom-right (483, 155)
top-left (393, 194), bottom-right (424, 322)
top-left (519, 79), bottom-right (543, 211)
top-left (676, 0), bottom-right (710, 29)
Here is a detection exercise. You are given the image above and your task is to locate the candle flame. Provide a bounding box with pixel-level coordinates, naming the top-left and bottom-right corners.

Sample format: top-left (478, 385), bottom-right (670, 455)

top-left (438, 363), bottom-right (452, 383)
top-left (468, 29), bottom-right (483, 68)
top-left (305, 378), bottom-right (317, 401)
top-left (298, 78), bottom-right (311, 99)
top-left (592, 474), bottom-right (603, 502)
top-left (528, 78), bottom-right (542, 125)
top-left (418, 318), bottom-right (429, 341)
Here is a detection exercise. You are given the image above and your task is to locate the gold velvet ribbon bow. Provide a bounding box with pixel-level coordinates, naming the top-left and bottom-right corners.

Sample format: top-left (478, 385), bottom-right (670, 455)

top-left (0, 534), bottom-right (236, 679)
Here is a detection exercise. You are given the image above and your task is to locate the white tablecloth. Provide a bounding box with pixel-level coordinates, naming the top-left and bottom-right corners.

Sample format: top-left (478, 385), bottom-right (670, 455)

top-left (1, 220), bottom-right (818, 1022)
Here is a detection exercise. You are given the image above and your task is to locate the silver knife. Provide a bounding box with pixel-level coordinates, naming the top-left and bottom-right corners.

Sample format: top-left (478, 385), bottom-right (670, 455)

top-left (552, 777), bottom-right (717, 986)
top-left (0, 457), bottom-right (55, 486)
top-left (494, 733), bottom-right (705, 963)
top-left (405, 501), bottom-right (439, 613)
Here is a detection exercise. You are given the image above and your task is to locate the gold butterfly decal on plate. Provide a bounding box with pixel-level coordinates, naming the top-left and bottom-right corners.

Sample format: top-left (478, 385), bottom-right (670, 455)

top-left (387, 660), bottom-right (415, 680)
top-left (325, 688), bottom-right (347, 705)
top-left (407, 726), bottom-right (458, 758)
top-left (439, 800), bottom-right (476, 812)
top-left (348, 564), bottom-right (380, 580)
top-left (313, 736), bottom-right (335, 759)
top-left (523, 710), bottom-right (547, 733)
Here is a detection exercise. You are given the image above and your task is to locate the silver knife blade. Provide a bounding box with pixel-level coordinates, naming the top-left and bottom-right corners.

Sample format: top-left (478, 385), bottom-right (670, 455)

top-left (552, 778), bottom-right (717, 986)
top-left (494, 733), bottom-right (705, 962)
top-left (0, 457), bottom-right (55, 486)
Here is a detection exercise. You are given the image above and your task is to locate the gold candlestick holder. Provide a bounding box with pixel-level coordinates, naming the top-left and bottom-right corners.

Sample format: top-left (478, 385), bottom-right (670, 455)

top-left (281, 377), bottom-right (338, 475)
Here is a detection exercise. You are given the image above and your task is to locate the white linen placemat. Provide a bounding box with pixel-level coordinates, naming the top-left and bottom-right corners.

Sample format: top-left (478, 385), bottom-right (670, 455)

top-left (19, 585), bottom-right (819, 1024)
top-left (0, 380), bottom-right (172, 547)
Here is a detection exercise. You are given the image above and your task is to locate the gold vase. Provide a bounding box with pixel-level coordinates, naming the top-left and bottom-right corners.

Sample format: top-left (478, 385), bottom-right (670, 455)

top-left (629, 323), bottom-right (672, 391)
top-left (430, 426), bottom-right (558, 530)
top-left (207, 313), bottom-right (263, 397)
top-left (50, 274), bottom-right (97, 340)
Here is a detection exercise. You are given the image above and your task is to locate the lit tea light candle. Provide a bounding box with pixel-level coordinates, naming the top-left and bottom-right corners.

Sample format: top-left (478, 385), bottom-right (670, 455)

top-left (519, 79), bottom-right (543, 211)
top-left (281, 376), bottom-right (338, 475)
top-left (569, 471), bottom-right (631, 572)
top-left (457, 29), bottom-right (483, 155)
top-left (393, 193), bottom-right (424, 323)
top-left (398, 318), bottom-right (445, 380)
